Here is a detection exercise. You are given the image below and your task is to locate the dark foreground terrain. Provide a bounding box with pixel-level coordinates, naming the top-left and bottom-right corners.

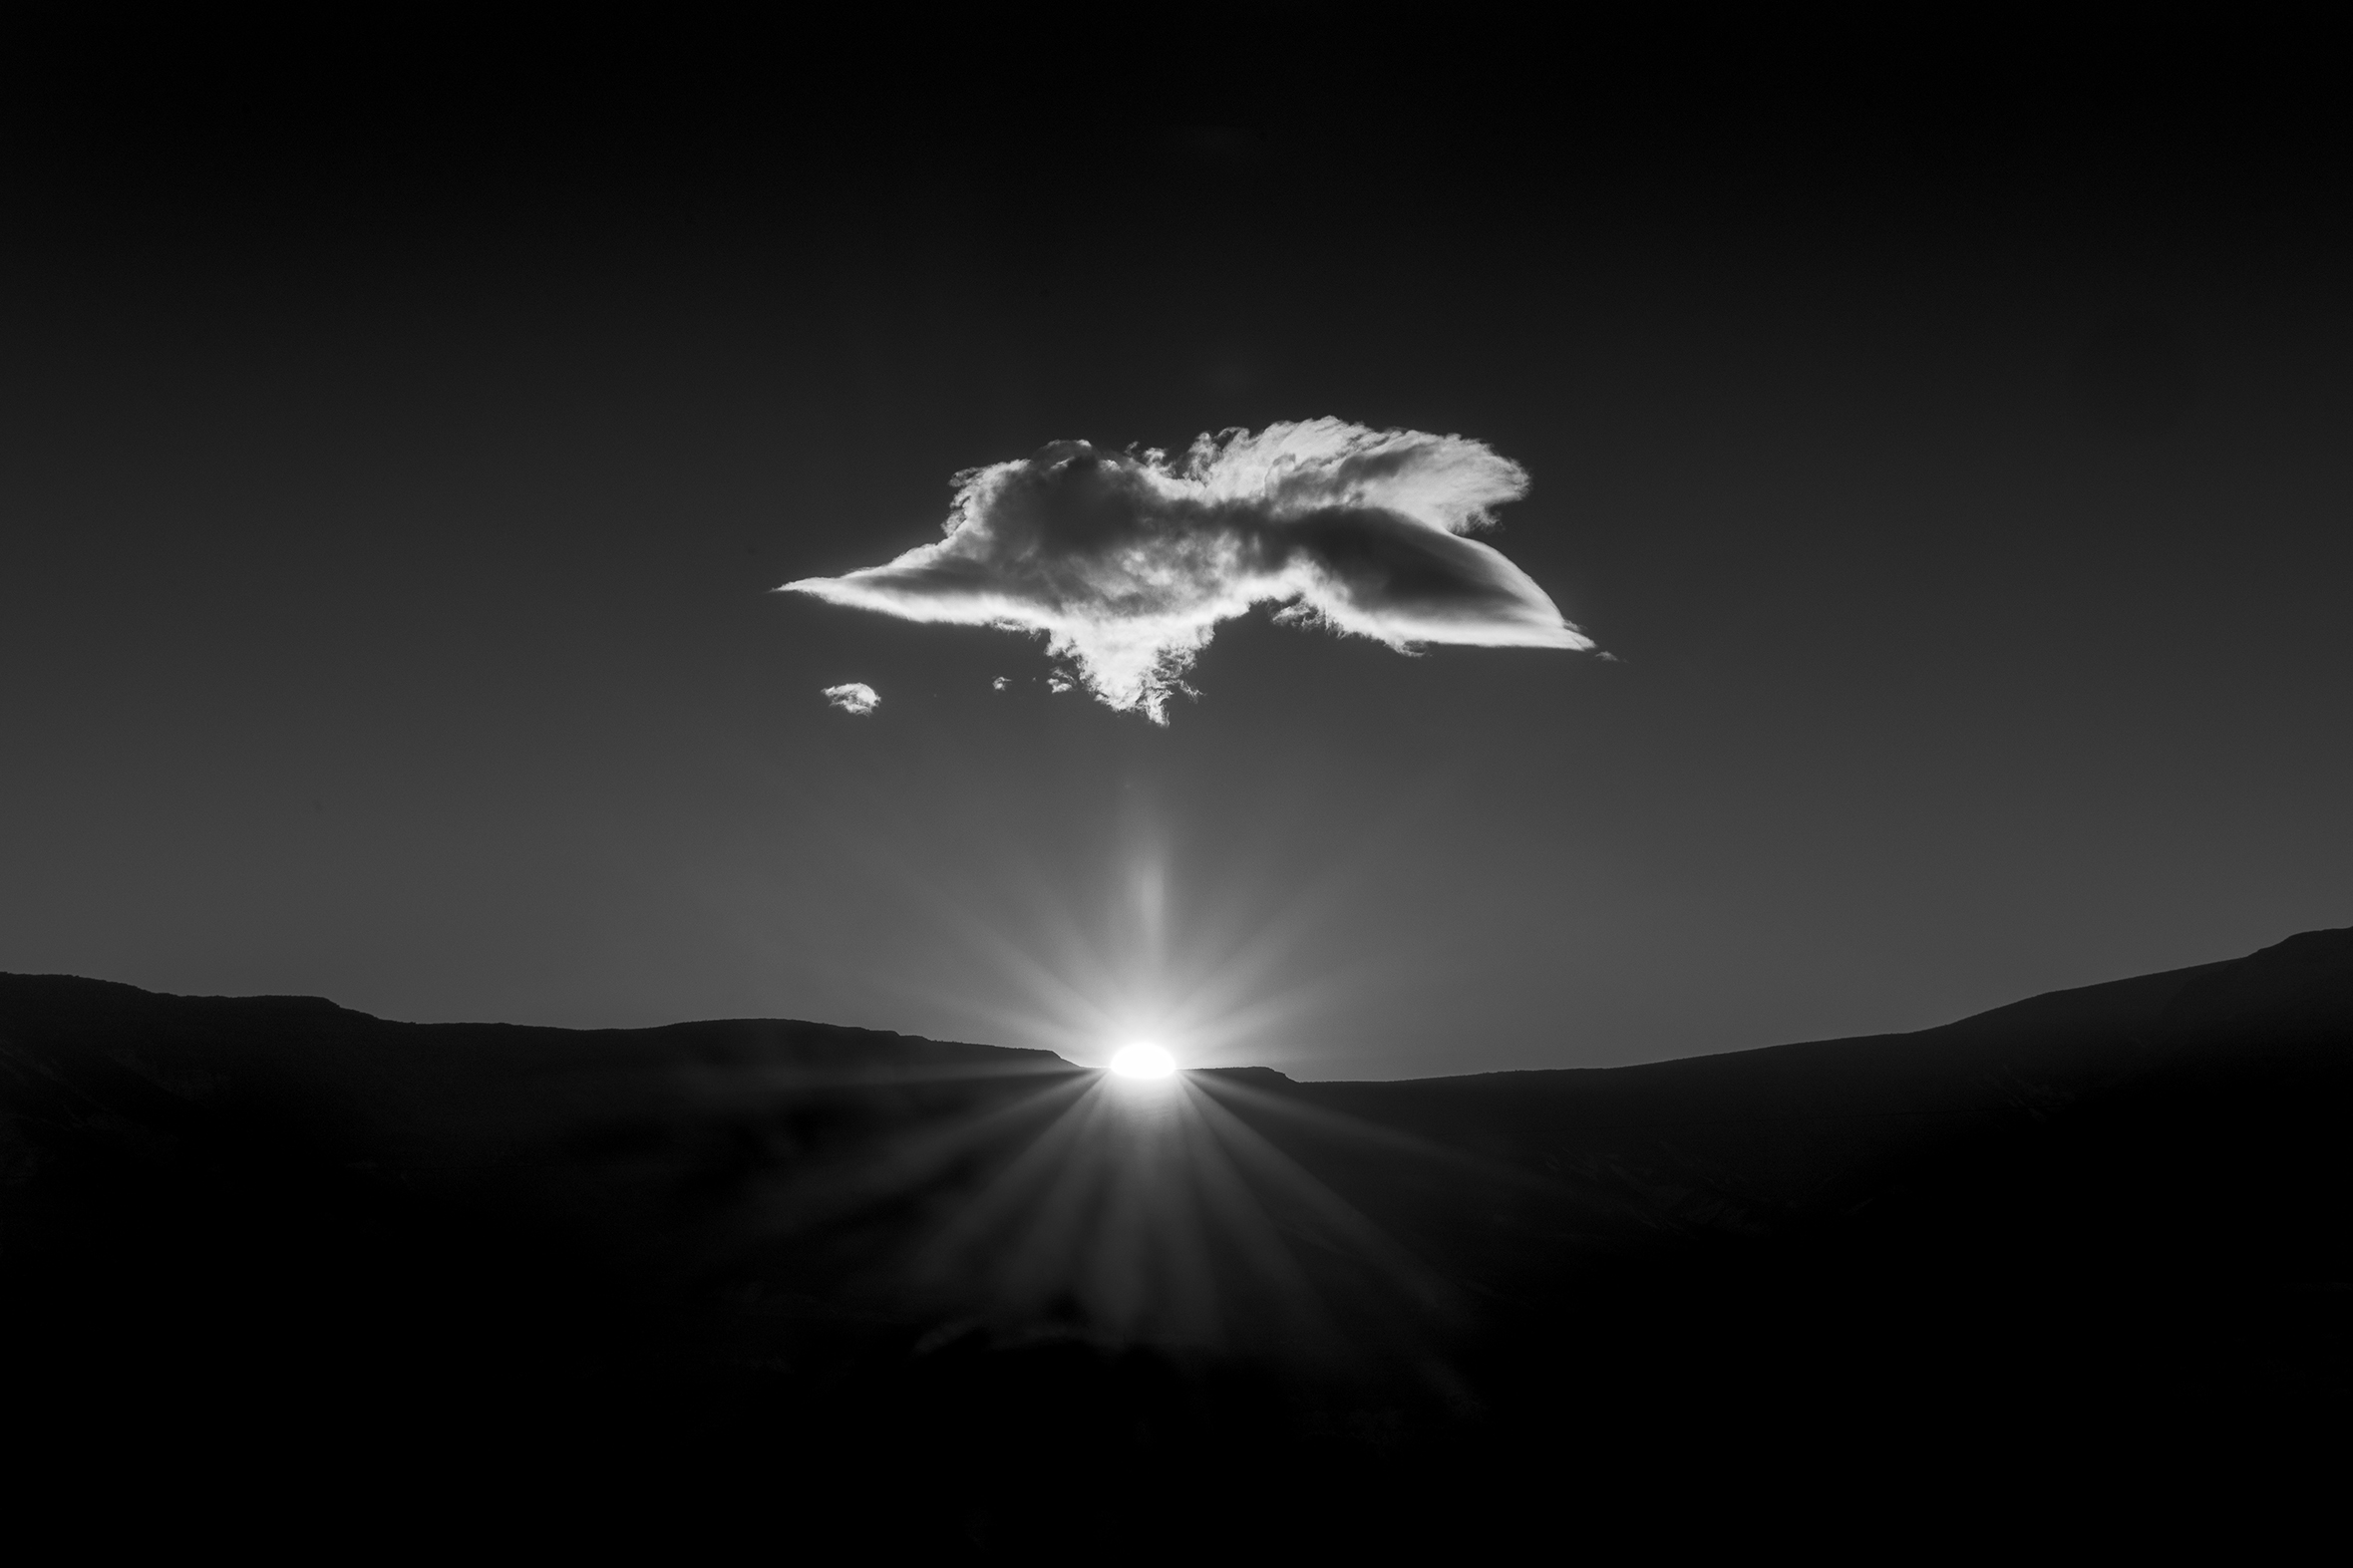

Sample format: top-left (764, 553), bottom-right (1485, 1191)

top-left (5, 930), bottom-right (2349, 1554)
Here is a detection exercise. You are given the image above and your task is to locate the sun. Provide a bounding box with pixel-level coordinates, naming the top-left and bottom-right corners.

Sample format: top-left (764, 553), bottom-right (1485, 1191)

top-left (1109, 1042), bottom-right (1176, 1080)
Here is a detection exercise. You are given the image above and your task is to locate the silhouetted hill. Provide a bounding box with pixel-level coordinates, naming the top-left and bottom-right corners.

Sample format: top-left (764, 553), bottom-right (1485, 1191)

top-left (4, 930), bottom-right (2347, 1553)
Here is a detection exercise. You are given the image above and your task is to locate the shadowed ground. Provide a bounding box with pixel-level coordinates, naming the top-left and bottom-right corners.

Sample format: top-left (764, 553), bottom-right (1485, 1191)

top-left (4, 930), bottom-right (2347, 1554)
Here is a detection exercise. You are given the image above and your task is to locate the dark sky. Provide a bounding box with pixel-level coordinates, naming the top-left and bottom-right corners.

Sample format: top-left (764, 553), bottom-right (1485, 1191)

top-left (4, 12), bottom-right (2347, 1077)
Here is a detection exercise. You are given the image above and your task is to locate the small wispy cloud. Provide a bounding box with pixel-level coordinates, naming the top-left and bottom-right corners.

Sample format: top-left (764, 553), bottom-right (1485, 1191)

top-left (823, 682), bottom-right (879, 716)
top-left (783, 419), bottom-right (1592, 723)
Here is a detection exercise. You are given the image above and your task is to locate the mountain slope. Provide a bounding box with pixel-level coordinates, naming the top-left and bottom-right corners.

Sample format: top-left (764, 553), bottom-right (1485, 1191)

top-left (2, 929), bottom-right (2347, 1552)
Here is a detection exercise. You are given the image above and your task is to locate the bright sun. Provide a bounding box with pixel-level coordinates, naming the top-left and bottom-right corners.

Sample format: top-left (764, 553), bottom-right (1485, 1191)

top-left (1109, 1043), bottom-right (1176, 1079)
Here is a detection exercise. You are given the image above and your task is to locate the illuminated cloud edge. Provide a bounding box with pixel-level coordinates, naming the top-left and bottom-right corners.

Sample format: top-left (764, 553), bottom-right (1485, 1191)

top-left (784, 419), bottom-right (1592, 723)
top-left (823, 682), bottom-right (879, 716)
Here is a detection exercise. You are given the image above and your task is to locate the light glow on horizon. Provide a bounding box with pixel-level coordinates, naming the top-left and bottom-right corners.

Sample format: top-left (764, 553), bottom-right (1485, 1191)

top-left (739, 805), bottom-right (1456, 1355)
top-left (1109, 1042), bottom-right (1176, 1079)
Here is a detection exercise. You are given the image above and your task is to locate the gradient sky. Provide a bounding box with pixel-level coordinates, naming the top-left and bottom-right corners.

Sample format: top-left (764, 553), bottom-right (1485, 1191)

top-left (4, 13), bottom-right (2347, 1077)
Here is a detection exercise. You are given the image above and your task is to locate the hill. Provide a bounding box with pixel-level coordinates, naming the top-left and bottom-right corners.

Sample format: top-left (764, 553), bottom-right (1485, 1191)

top-left (4, 929), bottom-right (2347, 1552)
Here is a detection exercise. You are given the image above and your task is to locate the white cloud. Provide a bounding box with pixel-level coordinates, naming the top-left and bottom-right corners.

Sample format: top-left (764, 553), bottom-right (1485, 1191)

top-left (823, 682), bottom-right (879, 716)
top-left (783, 419), bottom-right (1592, 723)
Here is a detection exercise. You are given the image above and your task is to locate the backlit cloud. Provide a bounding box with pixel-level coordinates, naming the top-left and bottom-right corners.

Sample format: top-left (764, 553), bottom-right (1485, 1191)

top-left (783, 419), bottom-right (1591, 723)
top-left (823, 682), bottom-right (879, 716)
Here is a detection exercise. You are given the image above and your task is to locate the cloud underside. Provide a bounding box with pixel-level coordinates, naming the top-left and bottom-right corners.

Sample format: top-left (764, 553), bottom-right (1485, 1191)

top-left (785, 419), bottom-right (1591, 722)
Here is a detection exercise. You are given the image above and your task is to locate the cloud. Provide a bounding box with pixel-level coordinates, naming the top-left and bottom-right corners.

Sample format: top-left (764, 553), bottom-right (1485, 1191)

top-left (823, 682), bottom-right (879, 716)
top-left (782, 419), bottom-right (1592, 722)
